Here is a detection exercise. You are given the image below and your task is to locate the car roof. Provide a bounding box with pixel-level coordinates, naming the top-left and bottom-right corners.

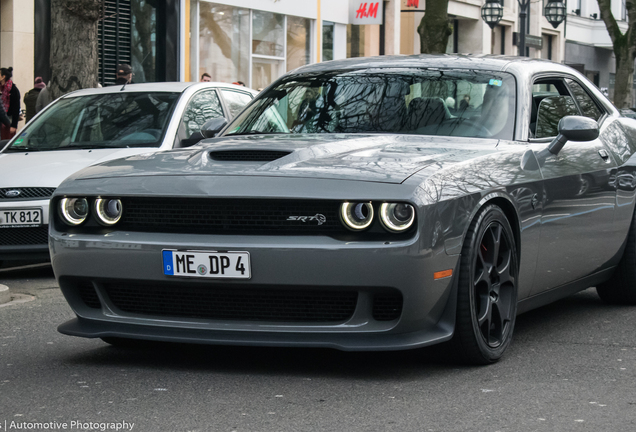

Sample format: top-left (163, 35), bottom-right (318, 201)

top-left (290, 54), bottom-right (575, 77)
top-left (63, 82), bottom-right (258, 98)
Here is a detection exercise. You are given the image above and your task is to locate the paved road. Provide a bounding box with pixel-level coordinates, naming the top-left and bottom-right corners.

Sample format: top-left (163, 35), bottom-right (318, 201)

top-left (0, 263), bottom-right (635, 432)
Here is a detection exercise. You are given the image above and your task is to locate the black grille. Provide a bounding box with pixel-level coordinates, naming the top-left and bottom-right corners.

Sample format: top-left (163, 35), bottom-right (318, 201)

top-left (372, 293), bottom-right (403, 321)
top-left (0, 226), bottom-right (48, 246)
top-left (79, 283), bottom-right (102, 309)
top-left (102, 282), bottom-right (358, 322)
top-left (119, 198), bottom-right (343, 234)
top-left (0, 187), bottom-right (55, 200)
top-left (209, 150), bottom-right (292, 162)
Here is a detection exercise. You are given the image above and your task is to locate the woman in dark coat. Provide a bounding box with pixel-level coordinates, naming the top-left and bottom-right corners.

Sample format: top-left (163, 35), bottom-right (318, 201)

top-left (0, 67), bottom-right (21, 140)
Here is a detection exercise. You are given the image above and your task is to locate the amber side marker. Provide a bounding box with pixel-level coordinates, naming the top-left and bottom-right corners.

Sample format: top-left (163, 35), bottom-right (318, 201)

top-left (434, 269), bottom-right (453, 280)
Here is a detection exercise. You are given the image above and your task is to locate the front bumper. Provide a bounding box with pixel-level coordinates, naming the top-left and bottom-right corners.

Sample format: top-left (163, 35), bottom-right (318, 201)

top-left (51, 228), bottom-right (460, 351)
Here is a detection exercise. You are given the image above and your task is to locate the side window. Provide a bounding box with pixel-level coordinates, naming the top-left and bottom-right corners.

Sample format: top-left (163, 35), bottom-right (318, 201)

top-left (221, 90), bottom-right (253, 118)
top-left (531, 78), bottom-right (580, 138)
top-left (182, 90), bottom-right (224, 137)
top-left (566, 79), bottom-right (603, 121)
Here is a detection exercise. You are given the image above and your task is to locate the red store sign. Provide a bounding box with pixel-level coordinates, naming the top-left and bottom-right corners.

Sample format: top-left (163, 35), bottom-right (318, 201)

top-left (350, 2), bottom-right (383, 25)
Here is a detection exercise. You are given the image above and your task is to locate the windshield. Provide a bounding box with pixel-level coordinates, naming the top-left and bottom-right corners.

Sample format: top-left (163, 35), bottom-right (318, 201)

top-left (225, 68), bottom-right (516, 139)
top-left (5, 92), bottom-right (179, 152)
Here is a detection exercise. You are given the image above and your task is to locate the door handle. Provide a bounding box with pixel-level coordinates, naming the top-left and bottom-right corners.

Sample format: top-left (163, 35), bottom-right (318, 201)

top-left (598, 149), bottom-right (610, 161)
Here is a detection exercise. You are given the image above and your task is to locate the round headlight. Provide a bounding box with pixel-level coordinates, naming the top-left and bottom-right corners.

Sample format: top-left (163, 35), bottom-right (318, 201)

top-left (340, 202), bottom-right (374, 231)
top-left (59, 198), bottom-right (89, 226)
top-left (380, 203), bottom-right (415, 232)
top-left (95, 198), bottom-right (123, 225)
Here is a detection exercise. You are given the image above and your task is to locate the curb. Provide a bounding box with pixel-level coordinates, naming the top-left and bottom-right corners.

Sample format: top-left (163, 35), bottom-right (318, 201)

top-left (0, 284), bottom-right (10, 305)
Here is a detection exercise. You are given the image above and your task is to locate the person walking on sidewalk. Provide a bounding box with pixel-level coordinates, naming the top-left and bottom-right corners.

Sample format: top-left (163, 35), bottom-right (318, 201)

top-left (0, 67), bottom-right (21, 140)
top-left (24, 77), bottom-right (46, 123)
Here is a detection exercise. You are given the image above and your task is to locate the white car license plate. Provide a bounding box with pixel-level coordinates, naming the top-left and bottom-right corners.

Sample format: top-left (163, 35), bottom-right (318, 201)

top-left (0, 208), bottom-right (43, 228)
top-left (163, 250), bottom-right (251, 279)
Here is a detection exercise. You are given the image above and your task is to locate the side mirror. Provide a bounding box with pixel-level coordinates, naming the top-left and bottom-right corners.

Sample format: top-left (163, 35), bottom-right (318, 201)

top-left (201, 117), bottom-right (228, 138)
top-left (548, 115), bottom-right (599, 155)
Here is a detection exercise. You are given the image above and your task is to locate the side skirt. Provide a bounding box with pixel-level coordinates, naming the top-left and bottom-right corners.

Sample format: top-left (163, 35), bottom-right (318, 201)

top-left (517, 267), bottom-right (616, 315)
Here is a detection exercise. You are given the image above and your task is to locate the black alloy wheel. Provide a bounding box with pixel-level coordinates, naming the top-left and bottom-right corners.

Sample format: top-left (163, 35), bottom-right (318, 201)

top-left (451, 204), bottom-right (518, 365)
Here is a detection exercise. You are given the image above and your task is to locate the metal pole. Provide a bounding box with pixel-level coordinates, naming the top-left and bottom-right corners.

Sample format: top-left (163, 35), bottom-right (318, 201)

top-left (518, 0), bottom-right (528, 57)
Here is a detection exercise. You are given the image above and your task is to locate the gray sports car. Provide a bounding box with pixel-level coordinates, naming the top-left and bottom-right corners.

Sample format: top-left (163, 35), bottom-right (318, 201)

top-left (50, 55), bottom-right (636, 365)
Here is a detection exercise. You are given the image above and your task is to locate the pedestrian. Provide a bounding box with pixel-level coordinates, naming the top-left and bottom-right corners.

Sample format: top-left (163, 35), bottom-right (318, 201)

top-left (114, 64), bottom-right (133, 85)
top-left (24, 77), bottom-right (46, 123)
top-left (0, 67), bottom-right (21, 140)
top-left (35, 81), bottom-right (52, 114)
top-left (232, 81), bottom-right (246, 87)
top-left (201, 73), bottom-right (211, 82)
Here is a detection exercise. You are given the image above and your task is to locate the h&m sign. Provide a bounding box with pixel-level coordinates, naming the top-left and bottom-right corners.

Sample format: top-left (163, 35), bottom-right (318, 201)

top-left (350, 2), bottom-right (383, 25)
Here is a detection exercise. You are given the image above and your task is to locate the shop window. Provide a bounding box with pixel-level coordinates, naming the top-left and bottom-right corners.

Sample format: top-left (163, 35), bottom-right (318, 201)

top-left (287, 16), bottom-right (311, 72)
top-left (196, 3), bottom-right (250, 86)
top-left (347, 25), bottom-right (366, 58)
top-left (131, 0), bottom-right (157, 83)
top-left (323, 21), bottom-right (335, 61)
top-left (252, 11), bottom-right (284, 57)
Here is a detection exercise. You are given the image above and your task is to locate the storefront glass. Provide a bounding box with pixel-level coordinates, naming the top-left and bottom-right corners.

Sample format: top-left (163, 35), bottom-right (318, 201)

top-left (197, 2), bottom-right (249, 85)
top-left (191, 2), bottom-right (314, 89)
top-left (252, 11), bottom-right (284, 57)
top-left (347, 25), bottom-right (366, 58)
top-left (131, 0), bottom-right (157, 83)
top-left (287, 16), bottom-right (311, 71)
top-left (322, 21), bottom-right (334, 61)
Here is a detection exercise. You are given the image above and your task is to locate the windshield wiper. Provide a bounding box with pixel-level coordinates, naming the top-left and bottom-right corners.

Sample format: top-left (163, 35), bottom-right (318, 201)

top-left (227, 131), bottom-right (282, 136)
top-left (4, 146), bottom-right (45, 152)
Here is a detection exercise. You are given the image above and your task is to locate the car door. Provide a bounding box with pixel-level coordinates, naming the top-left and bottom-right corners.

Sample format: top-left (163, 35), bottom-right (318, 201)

top-left (529, 75), bottom-right (619, 295)
top-left (177, 89), bottom-right (226, 147)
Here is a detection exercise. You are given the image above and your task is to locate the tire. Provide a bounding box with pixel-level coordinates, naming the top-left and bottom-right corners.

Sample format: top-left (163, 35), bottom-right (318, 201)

top-left (450, 204), bottom-right (519, 365)
top-left (596, 210), bottom-right (636, 305)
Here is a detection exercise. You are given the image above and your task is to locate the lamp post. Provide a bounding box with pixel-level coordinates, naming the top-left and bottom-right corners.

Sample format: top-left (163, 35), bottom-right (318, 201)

top-left (481, 0), bottom-right (566, 57)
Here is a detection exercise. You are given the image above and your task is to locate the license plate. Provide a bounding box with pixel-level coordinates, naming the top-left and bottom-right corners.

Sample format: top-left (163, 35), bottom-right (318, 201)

top-left (162, 250), bottom-right (251, 279)
top-left (0, 208), bottom-right (43, 228)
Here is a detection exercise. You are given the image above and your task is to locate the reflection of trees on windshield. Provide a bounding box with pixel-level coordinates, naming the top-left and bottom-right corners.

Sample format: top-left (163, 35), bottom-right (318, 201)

top-left (228, 70), bottom-right (516, 140)
top-left (10, 93), bottom-right (179, 150)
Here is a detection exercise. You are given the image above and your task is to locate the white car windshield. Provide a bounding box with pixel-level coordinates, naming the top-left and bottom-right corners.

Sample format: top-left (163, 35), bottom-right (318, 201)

top-left (225, 68), bottom-right (516, 140)
top-left (5, 92), bottom-right (179, 152)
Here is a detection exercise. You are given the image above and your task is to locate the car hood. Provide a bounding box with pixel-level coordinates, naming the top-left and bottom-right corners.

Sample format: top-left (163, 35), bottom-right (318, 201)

top-left (0, 147), bottom-right (159, 188)
top-left (69, 135), bottom-right (501, 184)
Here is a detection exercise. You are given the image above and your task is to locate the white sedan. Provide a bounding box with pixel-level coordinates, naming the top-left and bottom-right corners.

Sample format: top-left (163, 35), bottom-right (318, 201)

top-left (0, 82), bottom-right (257, 265)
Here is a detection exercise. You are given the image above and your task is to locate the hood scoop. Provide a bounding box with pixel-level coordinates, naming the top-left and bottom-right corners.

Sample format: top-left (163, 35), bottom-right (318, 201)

top-left (209, 149), bottom-right (292, 162)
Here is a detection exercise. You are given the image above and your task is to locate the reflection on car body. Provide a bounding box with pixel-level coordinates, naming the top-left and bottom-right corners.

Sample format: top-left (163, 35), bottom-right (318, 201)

top-left (50, 55), bottom-right (636, 365)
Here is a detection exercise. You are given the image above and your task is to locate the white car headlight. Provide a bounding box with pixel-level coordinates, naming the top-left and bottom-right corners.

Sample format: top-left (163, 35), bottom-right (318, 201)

top-left (59, 198), bottom-right (89, 226)
top-left (340, 202), bottom-right (374, 231)
top-left (95, 198), bottom-right (123, 225)
top-left (379, 203), bottom-right (415, 232)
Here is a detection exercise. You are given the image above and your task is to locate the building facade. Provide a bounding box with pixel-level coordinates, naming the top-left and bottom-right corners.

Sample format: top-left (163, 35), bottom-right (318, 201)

top-left (564, 0), bottom-right (627, 104)
top-left (0, 0), bottom-right (606, 124)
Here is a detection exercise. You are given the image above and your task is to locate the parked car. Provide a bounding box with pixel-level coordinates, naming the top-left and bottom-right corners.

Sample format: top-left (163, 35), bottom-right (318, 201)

top-left (50, 55), bottom-right (636, 365)
top-left (0, 82), bottom-right (257, 265)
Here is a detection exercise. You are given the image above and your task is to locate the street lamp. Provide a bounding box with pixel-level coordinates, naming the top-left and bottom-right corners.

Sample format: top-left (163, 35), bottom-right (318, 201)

top-left (544, 0), bottom-right (567, 29)
top-left (481, 0), bottom-right (504, 29)
top-left (481, 0), bottom-right (566, 57)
